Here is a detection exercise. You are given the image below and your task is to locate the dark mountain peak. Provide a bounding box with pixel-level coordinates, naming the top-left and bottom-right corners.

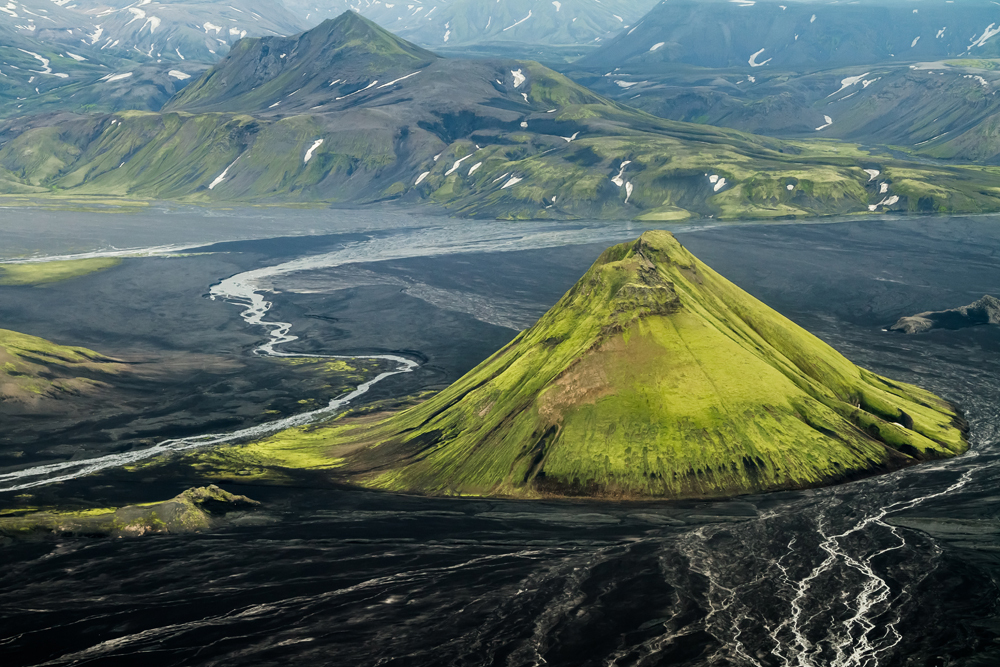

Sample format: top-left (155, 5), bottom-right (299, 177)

top-left (301, 10), bottom-right (439, 62)
top-left (165, 11), bottom-right (438, 113)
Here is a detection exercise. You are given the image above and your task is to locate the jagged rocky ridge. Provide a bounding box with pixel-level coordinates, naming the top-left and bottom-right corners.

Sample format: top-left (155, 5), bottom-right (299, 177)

top-left (250, 231), bottom-right (969, 500)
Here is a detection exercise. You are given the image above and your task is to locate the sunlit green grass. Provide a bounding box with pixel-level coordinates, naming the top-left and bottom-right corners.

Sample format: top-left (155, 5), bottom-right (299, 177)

top-left (0, 258), bottom-right (122, 286)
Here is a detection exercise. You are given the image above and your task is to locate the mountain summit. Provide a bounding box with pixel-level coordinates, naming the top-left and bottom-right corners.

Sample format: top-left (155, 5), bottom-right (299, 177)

top-left (280, 231), bottom-right (968, 500)
top-left (167, 12), bottom-right (439, 113)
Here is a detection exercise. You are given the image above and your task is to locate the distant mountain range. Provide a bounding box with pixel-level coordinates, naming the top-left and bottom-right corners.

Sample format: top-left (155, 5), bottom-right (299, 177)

top-left (0, 0), bottom-right (298, 116)
top-left (582, 0), bottom-right (1000, 70)
top-left (570, 0), bottom-right (1000, 162)
top-left (6, 10), bottom-right (1000, 219)
top-left (0, 0), bottom-right (299, 63)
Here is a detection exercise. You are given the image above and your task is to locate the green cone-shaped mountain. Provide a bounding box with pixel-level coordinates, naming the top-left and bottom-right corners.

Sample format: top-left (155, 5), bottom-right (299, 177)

top-left (292, 231), bottom-right (968, 500)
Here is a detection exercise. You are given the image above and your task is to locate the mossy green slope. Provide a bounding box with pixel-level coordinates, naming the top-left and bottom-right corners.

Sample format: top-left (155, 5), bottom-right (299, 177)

top-left (297, 231), bottom-right (966, 500)
top-left (0, 258), bottom-right (121, 286)
top-left (0, 328), bottom-right (122, 403)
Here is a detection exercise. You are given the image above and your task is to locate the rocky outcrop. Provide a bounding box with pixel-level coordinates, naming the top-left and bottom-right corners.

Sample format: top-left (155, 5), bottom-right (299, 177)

top-left (890, 295), bottom-right (1000, 334)
top-left (0, 485), bottom-right (259, 539)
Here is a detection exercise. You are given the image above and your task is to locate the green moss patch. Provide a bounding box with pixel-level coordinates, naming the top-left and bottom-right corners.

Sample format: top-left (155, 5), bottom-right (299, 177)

top-left (0, 258), bottom-right (121, 286)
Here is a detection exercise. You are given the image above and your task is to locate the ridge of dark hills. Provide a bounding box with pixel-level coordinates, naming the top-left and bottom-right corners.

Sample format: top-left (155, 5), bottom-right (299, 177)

top-left (166, 13), bottom-right (441, 114)
top-left (568, 0), bottom-right (1000, 162)
top-left (580, 0), bottom-right (1000, 71)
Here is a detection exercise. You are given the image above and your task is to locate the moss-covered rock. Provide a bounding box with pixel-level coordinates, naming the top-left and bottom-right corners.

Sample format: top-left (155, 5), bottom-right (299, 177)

top-left (0, 485), bottom-right (260, 539)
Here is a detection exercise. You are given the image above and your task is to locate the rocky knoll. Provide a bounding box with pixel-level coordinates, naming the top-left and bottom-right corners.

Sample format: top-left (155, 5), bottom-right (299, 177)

top-left (0, 485), bottom-right (259, 539)
top-left (890, 295), bottom-right (1000, 334)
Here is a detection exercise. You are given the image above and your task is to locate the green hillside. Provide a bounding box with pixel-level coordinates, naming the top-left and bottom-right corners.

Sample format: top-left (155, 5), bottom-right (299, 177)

top-left (0, 328), bottom-right (122, 404)
top-left (226, 232), bottom-right (967, 500)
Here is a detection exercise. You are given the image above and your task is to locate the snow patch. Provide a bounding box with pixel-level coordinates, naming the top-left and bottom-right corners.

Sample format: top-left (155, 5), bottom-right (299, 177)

top-left (336, 80), bottom-right (378, 100)
top-left (650, 42), bottom-right (665, 52)
top-left (748, 48), bottom-right (771, 67)
top-left (815, 115), bottom-right (833, 131)
top-left (868, 195), bottom-right (900, 211)
top-left (863, 169), bottom-right (880, 182)
top-left (969, 23), bottom-right (1000, 49)
top-left (829, 72), bottom-right (871, 96)
top-left (511, 69), bottom-right (525, 88)
top-left (209, 157), bottom-right (240, 190)
top-left (445, 155), bottom-right (473, 176)
top-left (612, 161), bottom-right (631, 187)
top-left (168, 70), bottom-right (190, 80)
top-left (125, 7), bottom-right (145, 25)
top-left (304, 139), bottom-right (323, 164)
top-left (503, 11), bottom-right (532, 32)
top-left (377, 71), bottom-right (421, 88)
top-left (501, 176), bottom-right (523, 189)
top-left (415, 171), bottom-right (430, 185)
